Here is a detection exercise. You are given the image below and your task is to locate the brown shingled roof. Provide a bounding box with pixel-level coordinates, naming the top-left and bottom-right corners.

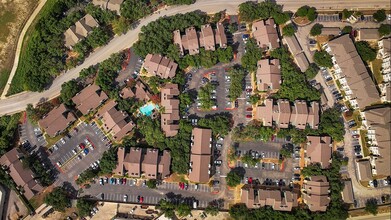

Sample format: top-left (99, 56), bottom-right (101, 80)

top-left (0, 148), bottom-right (43, 199)
top-left (144, 54), bottom-right (178, 79)
top-left (356, 160), bottom-right (372, 181)
top-left (342, 180), bottom-right (355, 204)
top-left (189, 154), bottom-right (211, 183)
top-left (256, 59), bottom-right (281, 91)
top-left (252, 19), bottom-right (279, 50)
top-left (64, 14), bottom-right (99, 48)
top-left (273, 100), bottom-right (291, 129)
top-left (72, 84), bottom-right (108, 115)
top-left (255, 99), bottom-right (273, 126)
top-left (306, 136), bottom-right (332, 168)
top-left (200, 24), bottom-right (216, 51)
top-left (142, 149), bottom-right (159, 179)
top-left (158, 150), bottom-right (171, 179)
top-left (291, 100), bottom-right (308, 129)
top-left (364, 106), bottom-right (391, 177)
top-left (161, 84), bottom-right (180, 137)
top-left (302, 175), bottom-right (331, 212)
top-left (327, 35), bottom-right (380, 109)
top-left (358, 28), bottom-right (380, 41)
top-left (191, 128), bottom-right (212, 155)
top-left (38, 104), bottom-right (76, 137)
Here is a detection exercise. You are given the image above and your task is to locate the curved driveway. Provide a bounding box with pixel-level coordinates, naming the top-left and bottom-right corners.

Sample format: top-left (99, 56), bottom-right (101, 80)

top-left (0, 0), bottom-right (389, 116)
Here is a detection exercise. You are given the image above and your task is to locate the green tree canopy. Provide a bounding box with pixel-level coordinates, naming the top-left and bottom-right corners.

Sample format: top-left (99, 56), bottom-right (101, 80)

top-left (198, 115), bottom-right (232, 136)
top-left (310, 23), bottom-right (323, 36)
top-left (0, 114), bottom-right (20, 155)
top-left (77, 198), bottom-right (96, 217)
top-left (226, 169), bottom-right (243, 187)
top-left (355, 41), bottom-right (377, 62)
top-left (177, 203), bottom-right (191, 217)
top-left (282, 24), bottom-right (295, 36)
top-left (241, 39), bottom-right (262, 72)
top-left (205, 205), bottom-right (219, 216)
top-left (365, 198), bottom-right (378, 215)
top-left (341, 25), bottom-right (352, 34)
top-left (146, 179), bottom-right (157, 189)
top-left (378, 24), bottom-right (391, 37)
top-left (59, 79), bottom-right (80, 106)
top-left (121, 0), bottom-right (151, 21)
top-left (99, 147), bottom-right (118, 174)
top-left (373, 9), bottom-right (386, 22)
top-left (313, 50), bottom-right (333, 68)
top-left (318, 108), bottom-right (345, 141)
top-left (304, 63), bottom-right (319, 79)
top-left (44, 187), bottom-right (71, 211)
top-left (228, 66), bottom-right (246, 101)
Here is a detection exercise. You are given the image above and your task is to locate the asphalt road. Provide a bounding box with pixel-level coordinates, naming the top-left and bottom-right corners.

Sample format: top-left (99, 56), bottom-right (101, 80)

top-left (1, 0), bottom-right (390, 116)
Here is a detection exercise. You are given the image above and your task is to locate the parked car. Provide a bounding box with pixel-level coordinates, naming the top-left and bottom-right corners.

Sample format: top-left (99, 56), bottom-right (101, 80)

top-left (214, 160), bottom-right (222, 166)
top-left (123, 195), bottom-right (128, 202)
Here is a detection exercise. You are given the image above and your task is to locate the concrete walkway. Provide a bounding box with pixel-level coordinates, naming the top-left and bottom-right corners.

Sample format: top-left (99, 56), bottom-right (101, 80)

top-left (1, 0), bottom-right (48, 99)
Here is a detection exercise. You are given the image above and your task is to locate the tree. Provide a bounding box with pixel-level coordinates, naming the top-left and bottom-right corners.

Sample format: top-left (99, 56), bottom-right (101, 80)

top-left (241, 154), bottom-right (258, 167)
top-left (112, 16), bottom-right (130, 35)
top-left (121, 0), bottom-right (151, 21)
top-left (228, 23), bottom-right (238, 33)
top-left (99, 147), bottom-right (118, 174)
top-left (296, 6), bottom-right (309, 17)
top-left (217, 46), bottom-right (233, 63)
top-left (373, 9), bottom-right (386, 22)
top-left (177, 203), bottom-right (191, 217)
top-left (355, 41), bottom-right (377, 62)
top-left (44, 187), bottom-right (71, 211)
top-left (80, 65), bottom-right (98, 78)
top-left (341, 25), bottom-right (352, 34)
top-left (282, 24), bottom-right (295, 36)
top-left (146, 179), bottom-right (157, 189)
top-left (229, 203), bottom-right (248, 219)
top-left (228, 66), bottom-right (246, 101)
top-left (198, 83), bottom-right (215, 110)
top-left (59, 80), bottom-right (80, 106)
top-left (87, 27), bottom-right (111, 48)
top-left (313, 50), bottom-right (333, 68)
top-left (0, 114), bottom-right (20, 155)
top-left (226, 169), bottom-right (243, 187)
top-left (77, 198), bottom-right (96, 217)
top-left (304, 63), bottom-right (319, 79)
top-left (310, 23), bottom-right (323, 36)
top-left (307, 7), bottom-right (317, 21)
top-left (319, 108), bottom-right (345, 141)
top-left (365, 198), bottom-right (378, 215)
top-left (378, 24), bottom-right (391, 37)
top-left (205, 205), bottom-right (219, 216)
top-left (342, 9), bottom-right (354, 19)
top-left (249, 95), bottom-right (260, 105)
top-left (272, 12), bottom-right (290, 25)
top-left (198, 115), bottom-right (232, 136)
top-left (241, 39), bottom-right (262, 72)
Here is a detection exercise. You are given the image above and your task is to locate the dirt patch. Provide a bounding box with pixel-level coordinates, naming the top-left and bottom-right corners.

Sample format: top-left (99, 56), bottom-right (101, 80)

top-left (293, 16), bottom-right (311, 26)
top-left (0, 0), bottom-right (39, 92)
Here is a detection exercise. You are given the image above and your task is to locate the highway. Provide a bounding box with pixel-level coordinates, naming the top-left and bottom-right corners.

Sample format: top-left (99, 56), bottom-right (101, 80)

top-left (0, 0), bottom-right (390, 116)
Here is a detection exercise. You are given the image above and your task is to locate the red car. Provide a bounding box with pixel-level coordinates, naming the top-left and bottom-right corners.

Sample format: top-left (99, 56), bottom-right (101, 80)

top-left (122, 178), bottom-right (127, 185)
top-left (271, 135), bottom-right (275, 141)
top-left (140, 196), bottom-right (144, 203)
top-left (248, 177), bottom-right (253, 184)
top-left (79, 143), bottom-right (85, 149)
top-left (246, 115), bottom-right (252, 118)
top-left (246, 107), bottom-right (253, 111)
top-left (352, 134), bottom-right (360, 138)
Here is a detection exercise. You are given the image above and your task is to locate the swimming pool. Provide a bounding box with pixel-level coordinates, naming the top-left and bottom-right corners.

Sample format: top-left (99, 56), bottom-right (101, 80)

top-left (139, 103), bottom-right (157, 116)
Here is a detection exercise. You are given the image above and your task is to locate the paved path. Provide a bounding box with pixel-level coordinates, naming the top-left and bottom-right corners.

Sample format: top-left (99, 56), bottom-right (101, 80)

top-left (0, 0), bottom-right (390, 116)
top-left (1, 0), bottom-right (48, 98)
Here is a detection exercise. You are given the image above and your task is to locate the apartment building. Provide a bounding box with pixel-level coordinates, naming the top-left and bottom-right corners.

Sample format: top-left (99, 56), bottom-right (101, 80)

top-left (64, 14), bottom-right (99, 48)
top-left (320, 27), bottom-right (341, 37)
top-left (188, 128), bottom-right (212, 183)
top-left (241, 186), bottom-right (298, 211)
top-left (160, 84), bottom-right (180, 137)
top-left (38, 104), bottom-right (76, 137)
top-left (96, 100), bottom-right (135, 141)
top-left (283, 34), bottom-right (309, 72)
top-left (0, 148), bottom-right (44, 199)
top-left (363, 106), bottom-right (391, 178)
top-left (255, 99), bottom-right (319, 129)
top-left (356, 160), bottom-right (373, 181)
top-left (302, 176), bottom-right (331, 212)
top-left (115, 147), bottom-right (171, 179)
top-left (92, 0), bottom-right (123, 15)
top-left (120, 80), bottom-right (152, 102)
top-left (377, 38), bottom-right (391, 83)
top-left (143, 54), bottom-right (178, 79)
top-left (305, 136), bottom-right (332, 169)
top-left (256, 59), bottom-right (281, 91)
top-left (324, 35), bottom-right (380, 109)
top-left (252, 19), bottom-right (279, 50)
top-left (72, 84), bottom-right (108, 115)
top-left (357, 28), bottom-right (380, 41)
top-left (173, 23), bottom-right (227, 56)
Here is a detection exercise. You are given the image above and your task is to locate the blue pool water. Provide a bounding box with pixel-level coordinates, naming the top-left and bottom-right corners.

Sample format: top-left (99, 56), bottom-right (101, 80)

top-left (140, 103), bottom-right (156, 116)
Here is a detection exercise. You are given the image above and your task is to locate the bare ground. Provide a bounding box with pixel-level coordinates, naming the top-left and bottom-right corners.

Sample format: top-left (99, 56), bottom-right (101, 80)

top-left (0, 0), bottom-right (38, 92)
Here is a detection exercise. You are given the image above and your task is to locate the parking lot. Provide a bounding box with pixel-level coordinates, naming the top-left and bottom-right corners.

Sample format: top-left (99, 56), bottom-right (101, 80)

top-left (50, 122), bottom-right (110, 186)
top-left (315, 14), bottom-right (340, 22)
top-left (18, 120), bottom-right (47, 151)
top-left (116, 48), bottom-right (143, 86)
top-left (82, 181), bottom-right (216, 208)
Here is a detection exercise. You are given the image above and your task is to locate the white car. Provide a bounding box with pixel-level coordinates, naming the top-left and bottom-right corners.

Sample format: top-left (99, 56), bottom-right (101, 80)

top-left (369, 180), bottom-right (374, 187)
top-left (383, 180), bottom-right (389, 186)
top-left (123, 194), bottom-right (128, 202)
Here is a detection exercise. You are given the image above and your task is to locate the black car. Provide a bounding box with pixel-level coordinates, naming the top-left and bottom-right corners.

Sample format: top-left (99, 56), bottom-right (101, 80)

top-left (373, 179), bottom-right (378, 188)
top-left (336, 96), bottom-right (344, 101)
top-left (100, 193), bottom-right (104, 200)
top-left (356, 155), bottom-right (363, 159)
top-left (381, 196), bottom-right (386, 204)
top-left (235, 100), bottom-right (239, 108)
top-left (137, 195), bottom-right (141, 202)
top-left (348, 123), bottom-right (357, 128)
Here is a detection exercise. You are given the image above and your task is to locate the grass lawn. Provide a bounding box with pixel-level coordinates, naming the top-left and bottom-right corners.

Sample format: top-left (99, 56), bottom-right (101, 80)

top-left (44, 133), bottom-right (64, 148)
top-left (0, 69), bottom-right (10, 94)
top-left (0, 10), bottom-right (17, 42)
top-left (371, 59), bottom-right (383, 84)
